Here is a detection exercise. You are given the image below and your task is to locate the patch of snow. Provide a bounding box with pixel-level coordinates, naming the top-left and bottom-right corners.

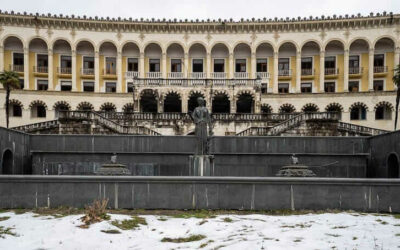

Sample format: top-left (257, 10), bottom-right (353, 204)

top-left (0, 211), bottom-right (399, 249)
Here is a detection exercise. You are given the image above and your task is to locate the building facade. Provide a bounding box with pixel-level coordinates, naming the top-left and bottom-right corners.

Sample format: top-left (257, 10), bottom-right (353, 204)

top-left (0, 11), bottom-right (399, 134)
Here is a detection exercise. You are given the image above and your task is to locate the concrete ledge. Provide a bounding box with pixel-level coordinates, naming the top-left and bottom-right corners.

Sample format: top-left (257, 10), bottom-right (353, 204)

top-left (0, 176), bottom-right (399, 212)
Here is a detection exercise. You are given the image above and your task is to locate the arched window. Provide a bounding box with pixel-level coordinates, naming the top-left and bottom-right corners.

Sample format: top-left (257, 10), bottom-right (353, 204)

top-left (140, 90), bottom-right (158, 113)
top-left (76, 102), bottom-right (94, 111)
top-left (301, 103), bottom-right (319, 113)
top-left (123, 103), bottom-right (134, 113)
top-left (100, 102), bottom-right (116, 113)
top-left (188, 91), bottom-right (205, 112)
top-left (1, 149), bottom-right (13, 174)
top-left (8, 99), bottom-right (23, 117)
top-left (261, 104), bottom-right (273, 114)
top-left (374, 102), bottom-right (393, 120)
top-left (236, 92), bottom-right (254, 113)
top-left (388, 154), bottom-right (399, 178)
top-left (163, 92), bottom-right (182, 113)
top-left (29, 100), bottom-right (47, 118)
top-left (325, 103), bottom-right (344, 120)
top-left (350, 103), bottom-right (367, 120)
top-left (279, 104), bottom-right (296, 114)
top-left (212, 92), bottom-right (230, 113)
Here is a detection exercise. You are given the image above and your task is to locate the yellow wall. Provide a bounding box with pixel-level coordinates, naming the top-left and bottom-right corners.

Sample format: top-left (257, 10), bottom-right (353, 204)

top-left (314, 55), bottom-right (320, 92)
top-left (386, 52), bottom-right (394, 90)
top-left (4, 50), bottom-right (12, 70)
top-left (337, 54), bottom-right (344, 92)
top-left (76, 54), bottom-right (83, 92)
top-left (122, 56), bottom-right (127, 92)
top-left (268, 56), bottom-right (274, 89)
top-left (28, 52), bottom-right (35, 90)
top-left (290, 56), bottom-right (296, 90)
top-left (361, 53), bottom-right (369, 91)
top-left (99, 55), bottom-right (105, 89)
top-left (52, 53), bottom-right (59, 90)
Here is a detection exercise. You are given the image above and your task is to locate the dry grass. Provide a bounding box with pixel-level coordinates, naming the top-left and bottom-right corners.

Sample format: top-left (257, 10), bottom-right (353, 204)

top-left (111, 216), bottom-right (147, 230)
top-left (80, 199), bottom-right (110, 228)
top-left (161, 234), bottom-right (206, 243)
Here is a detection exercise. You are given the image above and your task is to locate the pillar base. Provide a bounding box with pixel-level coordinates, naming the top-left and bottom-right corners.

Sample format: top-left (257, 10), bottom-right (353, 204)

top-left (189, 155), bottom-right (215, 176)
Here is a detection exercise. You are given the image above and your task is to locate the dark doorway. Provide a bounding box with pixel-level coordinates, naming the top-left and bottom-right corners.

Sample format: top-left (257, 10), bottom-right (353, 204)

top-left (140, 91), bottom-right (158, 113)
top-left (212, 94), bottom-right (230, 113)
top-left (2, 150), bottom-right (13, 174)
top-left (164, 93), bottom-right (182, 113)
top-left (388, 154), bottom-right (399, 178)
top-left (188, 93), bottom-right (205, 112)
top-left (236, 93), bottom-right (254, 113)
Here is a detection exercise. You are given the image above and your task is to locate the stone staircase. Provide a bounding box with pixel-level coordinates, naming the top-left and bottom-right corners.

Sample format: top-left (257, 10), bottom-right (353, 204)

top-left (12, 111), bottom-right (161, 136)
top-left (236, 112), bottom-right (389, 136)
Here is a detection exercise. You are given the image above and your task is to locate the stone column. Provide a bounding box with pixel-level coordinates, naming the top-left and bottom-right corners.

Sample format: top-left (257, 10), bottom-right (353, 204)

top-left (229, 52), bottom-right (234, 78)
top-left (48, 49), bottom-right (54, 90)
top-left (0, 45), bottom-right (4, 72)
top-left (162, 52), bottom-right (167, 78)
top-left (71, 50), bottom-right (77, 91)
top-left (117, 50), bottom-right (123, 93)
top-left (368, 48), bottom-right (374, 91)
top-left (184, 52), bottom-right (189, 78)
top-left (139, 52), bottom-right (145, 78)
top-left (273, 51), bottom-right (279, 93)
top-left (295, 50), bottom-right (301, 93)
top-left (182, 93), bottom-right (188, 113)
top-left (251, 51), bottom-right (256, 78)
top-left (319, 50), bottom-right (325, 93)
top-left (206, 52), bottom-right (211, 78)
top-left (343, 49), bottom-right (349, 92)
top-left (24, 47), bottom-right (29, 90)
top-left (230, 90), bottom-right (236, 113)
top-left (94, 50), bottom-right (100, 92)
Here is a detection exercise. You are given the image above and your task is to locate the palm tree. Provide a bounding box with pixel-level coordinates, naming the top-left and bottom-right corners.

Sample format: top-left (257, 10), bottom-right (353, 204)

top-left (393, 64), bottom-right (400, 130)
top-left (0, 70), bottom-right (21, 128)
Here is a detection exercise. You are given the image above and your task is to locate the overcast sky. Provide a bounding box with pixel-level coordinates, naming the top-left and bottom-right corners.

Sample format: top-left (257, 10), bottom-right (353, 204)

top-left (0, 0), bottom-right (399, 20)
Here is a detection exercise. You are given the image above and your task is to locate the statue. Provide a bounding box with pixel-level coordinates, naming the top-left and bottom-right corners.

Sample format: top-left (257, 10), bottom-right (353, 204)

top-left (291, 154), bottom-right (299, 165)
top-left (190, 97), bottom-right (213, 155)
top-left (110, 153), bottom-right (117, 164)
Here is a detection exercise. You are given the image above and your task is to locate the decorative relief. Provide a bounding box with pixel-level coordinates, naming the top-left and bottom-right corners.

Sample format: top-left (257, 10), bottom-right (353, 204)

top-left (343, 29), bottom-right (351, 40)
top-left (183, 32), bottom-right (190, 43)
top-left (206, 32), bottom-right (212, 43)
top-left (47, 28), bottom-right (53, 38)
top-left (139, 32), bottom-right (145, 41)
top-left (273, 31), bottom-right (280, 42)
top-left (116, 31), bottom-right (122, 41)
top-left (70, 28), bottom-right (76, 39)
top-left (250, 32), bottom-right (257, 43)
top-left (319, 30), bottom-right (327, 40)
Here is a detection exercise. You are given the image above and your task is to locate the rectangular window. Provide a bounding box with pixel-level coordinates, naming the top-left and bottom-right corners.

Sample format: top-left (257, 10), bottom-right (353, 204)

top-left (60, 56), bottom-right (72, 68)
top-left (235, 59), bottom-right (246, 72)
top-left (105, 57), bottom-right (116, 74)
top-left (301, 57), bottom-right (313, 69)
top-left (324, 82), bottom-right (335, 93)
top-left (348, 81), bottom-right (359, 92)
top-left (13, 53), bottom-right (24, 65)
top-left (83, 57), bottom-right (94, 69)
top-left (171, 59), bottom-right (182, 72)
top-left (301, 82), bottom-right (312, 93)
top-left (374, 54), bottom-right (384, 67)
top-left (37, 54), bottom-right (48, 67)
top-left (127, 82), bottom-right (134, 93)
top-left (373, 80), bottom-right (384, 91)
top-left (37, 80), bottom-right (48, 91)
top-left (278, 83), bottom-right (289, 93)
top-left (19, 79), bottom-right (24, 89)
top-left (278, 58), bottom-right (290, 70)
top-left (12, 105), bottom-right (22, 117)
top-left (149, 59), bottom-right (160, 72)
top-left (214, 59), bottom-right (225, 72)
top-left (349, 55), bottom-right (360, 68)
top-left (127, 58), bottom-right (138, 72)
top-left (106, 82), bottom-right (116, 93)
top-left (192, 59), bottom-right (203, 72)
top-left (60, 81), bottom-right (72, 91)
top-left (324, 56), bottom-right (336, 69)
top-left (83, 81), bottom-right (94, 92)
top-left (256, 59), bottom-right (268, 72)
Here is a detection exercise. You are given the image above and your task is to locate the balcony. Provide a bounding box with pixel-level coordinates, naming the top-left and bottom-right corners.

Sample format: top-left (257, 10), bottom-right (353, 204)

top-left (167, 72), bottom-right (184, 78)
top-left (211, 72), bottom-right (227, 79)
top-left (325, 68), bottom-right (339, 77)
top-left (102, 69), bottom-right (117, 79)
top-left (301, 69), bottom-right (315, 78)
top-left (57, 67), bottom-right (72, 78)
top-left (80, 68), bottom-right (95, 79)
top-left (278, 69), bottom-right (292, 79)
top-left (349, 67), bottom-right (363, 77)
top-left (234, 72), bottom-right (249, 79)
top-left (33, 66), bottom-right (48, 75)
top-left (9, 64), bottom-right (24, 73)
top-left (256, 72), bottom-right (270, 80)
top-left (374, 66), bottom-right (388, 75)
top-left (146, 72), bottom-right (162, 78)
top-left (189, 72), bottom-right (206, 79)
top-left (125, 71), bottom-right (139, 79)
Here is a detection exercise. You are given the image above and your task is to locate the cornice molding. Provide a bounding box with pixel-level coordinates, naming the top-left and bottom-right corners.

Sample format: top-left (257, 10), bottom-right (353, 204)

top-left (0, 10), bottom-right (399, 33)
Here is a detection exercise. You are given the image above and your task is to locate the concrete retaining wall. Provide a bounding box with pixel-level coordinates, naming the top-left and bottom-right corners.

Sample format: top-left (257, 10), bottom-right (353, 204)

top-left (0, 127), bottom-right (30, 174)
top-left (0, 176), bottom-right (399, 212)
top-left (369, 131), bottom-right (400, 178)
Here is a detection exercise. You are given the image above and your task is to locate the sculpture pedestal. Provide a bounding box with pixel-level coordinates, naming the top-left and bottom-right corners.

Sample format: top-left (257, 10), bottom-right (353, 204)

top-left (189, 155), bottom-right (214, 176)
top-left (95, 163), bottom-right (131, 176)
top-left (276, 165), bottom-right (316, 177)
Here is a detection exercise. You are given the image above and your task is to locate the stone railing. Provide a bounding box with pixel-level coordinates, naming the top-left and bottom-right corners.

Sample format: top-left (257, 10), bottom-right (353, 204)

top-left (237, 112), bottom-right (340, 136)
top-left (373, 66), bottom-right (388, 73)
top-left (325, 68), bottom-right (339, 75)
top-left (81, 68), bottom-right (94, 75)
top-left (9, 64), bottom-right (24, 72)
top-left (168, 72), bottom-right (184, 78)
top-left (337, 122), bottom-right (388, 136)
top-left (131, 78), bottom-right (258, 87)
top-left (125, 71), bottom-right (139, 79)
top-left (256, 72), bottom-right (270, 79)
top-left (33, 66), bottom-right (48, 73)
top-left (12, 120), bottom-right (59, 132)
top-left (146, 72), bottom-right (162, 78)
top-left (234, 72), bottom-right (249, 78)
top-left (57, 67), bottom-right (72, 74)
top-left (189, 72), bottom-right (206, 79)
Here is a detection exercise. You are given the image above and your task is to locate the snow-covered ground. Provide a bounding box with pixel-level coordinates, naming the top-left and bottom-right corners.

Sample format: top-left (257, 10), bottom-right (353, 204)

top-left (0, 211), bottom-right (399, 250)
